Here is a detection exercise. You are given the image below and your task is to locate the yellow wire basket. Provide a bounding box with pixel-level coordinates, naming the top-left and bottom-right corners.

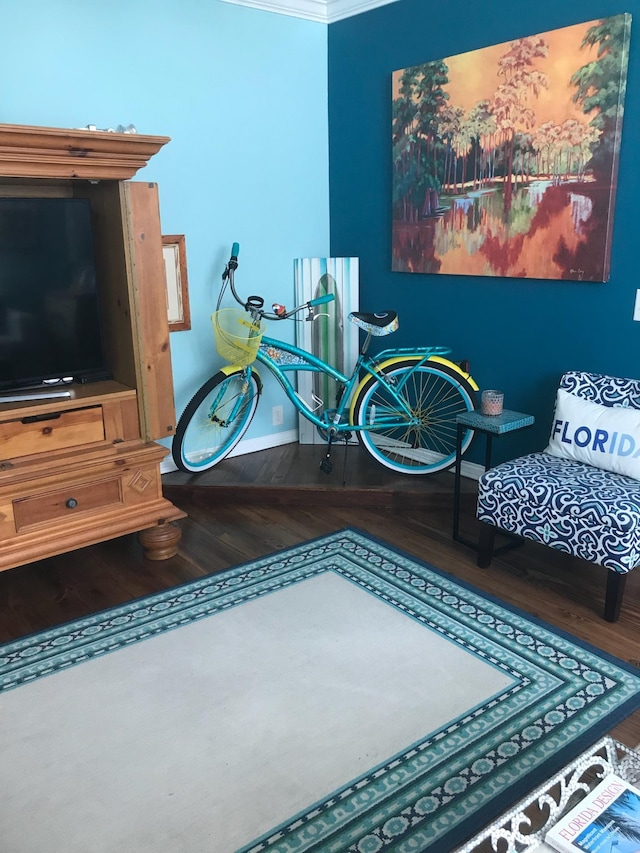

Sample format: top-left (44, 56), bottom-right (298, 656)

top-left (211, 308), bottom-right (265, 366)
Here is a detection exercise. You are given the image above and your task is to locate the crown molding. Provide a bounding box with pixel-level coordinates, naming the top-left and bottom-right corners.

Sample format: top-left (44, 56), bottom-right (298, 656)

top-left (0, 123), bottom-right (170, 180)
top-left (219, 0), bottom-right (399, 23)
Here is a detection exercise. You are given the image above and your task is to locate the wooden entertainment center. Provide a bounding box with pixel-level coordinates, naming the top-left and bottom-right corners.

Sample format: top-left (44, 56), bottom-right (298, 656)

top-left (0, 123), bottom-right (185, 570)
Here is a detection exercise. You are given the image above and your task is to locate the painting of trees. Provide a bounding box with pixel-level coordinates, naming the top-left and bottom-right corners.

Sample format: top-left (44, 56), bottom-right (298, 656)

top-left (392, 61), bottom-right (449, 221)
top-left (571, 15), bottom-right (632, 182)
top-left (392, 14), bottom-right (631, 281)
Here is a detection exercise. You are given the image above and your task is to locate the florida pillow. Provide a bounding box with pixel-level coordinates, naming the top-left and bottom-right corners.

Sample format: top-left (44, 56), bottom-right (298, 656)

top-left (546, 387), bottom-right (640, 480)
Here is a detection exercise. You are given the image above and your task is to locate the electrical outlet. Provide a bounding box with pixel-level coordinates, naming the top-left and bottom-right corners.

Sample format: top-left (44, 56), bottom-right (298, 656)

top-left (272, 405), bottom-right (284, 426)
top-left (634, 290), bottom-right (640, 322)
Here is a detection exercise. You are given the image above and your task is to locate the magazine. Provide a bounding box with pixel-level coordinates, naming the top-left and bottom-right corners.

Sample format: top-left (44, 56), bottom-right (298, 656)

top-left (545, 772), bottom-right (640, 853)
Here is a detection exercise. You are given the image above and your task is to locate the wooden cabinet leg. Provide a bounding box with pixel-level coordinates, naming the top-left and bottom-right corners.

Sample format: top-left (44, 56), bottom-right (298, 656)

top-left (137, 521), bottom-right (182, 560)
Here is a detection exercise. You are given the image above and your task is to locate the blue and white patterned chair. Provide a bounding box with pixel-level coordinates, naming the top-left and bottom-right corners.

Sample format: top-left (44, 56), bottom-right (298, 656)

top-left (476, 371), bottom-right (640, 621)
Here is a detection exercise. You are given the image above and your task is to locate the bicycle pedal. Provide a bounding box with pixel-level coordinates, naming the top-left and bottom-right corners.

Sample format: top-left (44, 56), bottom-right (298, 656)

top-left (320, 457), bottom-right (333, 474)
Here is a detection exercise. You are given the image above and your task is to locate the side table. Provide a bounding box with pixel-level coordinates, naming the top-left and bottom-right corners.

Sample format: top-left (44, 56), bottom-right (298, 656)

top-left (453, 409), bottom-right (535, 546)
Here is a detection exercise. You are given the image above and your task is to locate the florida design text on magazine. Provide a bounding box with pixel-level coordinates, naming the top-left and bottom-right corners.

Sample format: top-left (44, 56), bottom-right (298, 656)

top-left (545, 773), bottom-right (640, 853)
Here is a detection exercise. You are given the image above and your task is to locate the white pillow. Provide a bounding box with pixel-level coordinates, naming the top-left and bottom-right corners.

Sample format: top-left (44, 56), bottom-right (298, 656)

top-left (546, 387), bottom-right (640, 480)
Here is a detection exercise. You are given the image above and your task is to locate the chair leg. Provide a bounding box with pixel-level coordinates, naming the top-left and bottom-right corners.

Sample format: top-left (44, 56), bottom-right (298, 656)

top-left (604, 571), bottom-right (626, 623)
top-left (477, 522), bottom-right (496, 569)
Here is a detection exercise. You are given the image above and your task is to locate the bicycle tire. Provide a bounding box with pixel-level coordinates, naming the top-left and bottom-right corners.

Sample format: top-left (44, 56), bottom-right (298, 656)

top-left (351, 357), bottom-right (476, 474)
top-left (172, 369), bottom-right (262, 473)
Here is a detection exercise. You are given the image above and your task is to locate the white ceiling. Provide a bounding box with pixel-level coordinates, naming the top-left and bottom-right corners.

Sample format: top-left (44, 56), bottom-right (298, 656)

top-left (219, 0), bottom-right (400, 24)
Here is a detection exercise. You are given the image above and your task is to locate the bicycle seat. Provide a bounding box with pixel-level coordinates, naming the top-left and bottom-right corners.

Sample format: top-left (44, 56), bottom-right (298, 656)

top-left (348, 311), bottom-right (398, 336)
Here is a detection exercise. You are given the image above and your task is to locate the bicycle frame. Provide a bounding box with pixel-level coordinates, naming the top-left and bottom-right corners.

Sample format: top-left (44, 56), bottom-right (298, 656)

top-left (246, 333), bottom-right (454, 435)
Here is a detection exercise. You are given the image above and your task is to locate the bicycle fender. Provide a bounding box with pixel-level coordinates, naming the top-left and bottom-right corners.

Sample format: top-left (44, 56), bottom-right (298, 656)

top-left (348, 355), bottom-right (478, 423)
top-left (359, 354), bottom-right (478, 388)
top-left (427, 356), bottom-right (479, 390)
top-left (219, 364), bottom-right (263, 390)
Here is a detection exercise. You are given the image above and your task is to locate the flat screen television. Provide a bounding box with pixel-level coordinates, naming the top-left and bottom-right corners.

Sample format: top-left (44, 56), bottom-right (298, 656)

top-left (0, 196), bottom-right (108, 394)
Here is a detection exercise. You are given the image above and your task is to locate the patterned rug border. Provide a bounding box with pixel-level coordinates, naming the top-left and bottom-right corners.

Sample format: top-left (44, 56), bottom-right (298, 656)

top-left (2, 525), bottom-right (637, 680)
top-left (2, 527), bottom-right (640, 853)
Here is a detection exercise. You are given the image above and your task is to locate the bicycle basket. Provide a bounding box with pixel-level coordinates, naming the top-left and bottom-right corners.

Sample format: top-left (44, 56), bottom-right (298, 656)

top-left (211, 308), bottom-right (265, 366)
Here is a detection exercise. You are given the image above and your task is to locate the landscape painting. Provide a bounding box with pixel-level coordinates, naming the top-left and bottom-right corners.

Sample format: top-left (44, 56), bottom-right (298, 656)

top-left (391, 15), bottom-right (631, 280)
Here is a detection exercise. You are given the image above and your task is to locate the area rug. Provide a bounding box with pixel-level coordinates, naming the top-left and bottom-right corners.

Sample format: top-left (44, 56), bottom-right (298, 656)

top-left (2, 530), bottom-right (640, 853)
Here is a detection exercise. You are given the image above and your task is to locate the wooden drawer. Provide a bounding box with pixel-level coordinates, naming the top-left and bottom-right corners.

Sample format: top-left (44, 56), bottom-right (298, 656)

top-left (14, 477), bottom-right (122, 530)
top-left (0, 406), bottom-right (105, 459)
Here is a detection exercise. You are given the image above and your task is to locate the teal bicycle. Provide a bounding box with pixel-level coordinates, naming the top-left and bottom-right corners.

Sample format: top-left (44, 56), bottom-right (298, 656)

top-left (172, 244), bottom-right (479, 475)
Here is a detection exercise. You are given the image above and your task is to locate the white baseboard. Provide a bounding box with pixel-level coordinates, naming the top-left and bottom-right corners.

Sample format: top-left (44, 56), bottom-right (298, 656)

top-left (161, 457), bottom-right (177, 474)
top-left (161, 458), bottom-right (178, 474)
top-left (228, 429), bottom-right (299, 458)
top-left (460, 460), bottom-right (484, 481)
top-left (161, 432), bottom-right (484, 480)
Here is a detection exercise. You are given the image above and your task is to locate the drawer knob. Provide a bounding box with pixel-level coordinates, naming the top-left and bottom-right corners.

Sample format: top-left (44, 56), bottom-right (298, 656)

top-left (65, 498), bottom-right (78, 509)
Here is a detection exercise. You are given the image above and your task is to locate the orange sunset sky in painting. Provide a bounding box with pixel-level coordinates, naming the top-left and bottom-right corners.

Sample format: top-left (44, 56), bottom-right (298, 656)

top-left (395, 20), bottom-right (600, 127)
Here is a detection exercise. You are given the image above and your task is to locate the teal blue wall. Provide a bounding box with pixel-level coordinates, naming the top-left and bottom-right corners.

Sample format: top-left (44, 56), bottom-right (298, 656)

top-left (1, 0), bottom-right (329, 447)
top-left (328, 1), bottom-right (640, 462)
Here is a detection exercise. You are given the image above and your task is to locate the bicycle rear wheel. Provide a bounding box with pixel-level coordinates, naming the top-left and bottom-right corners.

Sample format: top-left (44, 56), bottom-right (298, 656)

top-left (351, 358), bottom-right (476, 474)
top-left (172, 368), bottom-right (262, 473)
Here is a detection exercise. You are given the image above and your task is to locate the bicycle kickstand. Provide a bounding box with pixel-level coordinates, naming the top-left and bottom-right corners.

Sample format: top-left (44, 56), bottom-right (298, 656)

top-left (320, 435), bottom-right (334, 474)
top-left (341, 433), bottom-right (352, 486)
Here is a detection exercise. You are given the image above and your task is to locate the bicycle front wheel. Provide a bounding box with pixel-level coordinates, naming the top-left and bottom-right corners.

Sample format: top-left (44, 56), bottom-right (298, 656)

top-left (351, 358), bottom-right (476, 474)
top-left (172, 369), bottom-right (262, 473)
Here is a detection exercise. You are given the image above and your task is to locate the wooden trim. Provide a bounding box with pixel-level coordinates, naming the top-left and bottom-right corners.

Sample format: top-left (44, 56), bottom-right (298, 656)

top-left (124, 183), bottom-right (177, 440)
top-left (0, 124), bottom-right (170, 180)
top-left (161, 482), bottom-right (478, 510)
top-left (162, 235), bottom-right (191, 331)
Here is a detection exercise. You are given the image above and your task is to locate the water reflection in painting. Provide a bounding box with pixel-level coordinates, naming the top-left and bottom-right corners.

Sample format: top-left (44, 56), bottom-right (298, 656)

top-left (392, 15), bottom-right (631, 281)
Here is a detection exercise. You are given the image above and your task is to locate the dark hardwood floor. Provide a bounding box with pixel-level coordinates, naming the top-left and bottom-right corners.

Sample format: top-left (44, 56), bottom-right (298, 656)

top-left (2, 441), bottom-right (640, 749)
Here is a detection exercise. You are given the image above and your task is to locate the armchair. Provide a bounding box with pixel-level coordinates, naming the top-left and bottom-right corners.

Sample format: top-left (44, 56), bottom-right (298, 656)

top-left (476, 370), bottom-right (640, 621)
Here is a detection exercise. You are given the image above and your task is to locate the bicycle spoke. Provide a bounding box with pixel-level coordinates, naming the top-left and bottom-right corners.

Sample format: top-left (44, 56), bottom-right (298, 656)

top-left (354, 361), bottom-right (475, 474)
top-left (173, 371), bottom-right (260, 472)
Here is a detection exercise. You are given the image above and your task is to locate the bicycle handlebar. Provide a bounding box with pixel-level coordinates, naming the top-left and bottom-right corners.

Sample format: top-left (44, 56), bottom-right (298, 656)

top-left (308, 294), bottom-right (334, 307)
top-left (223, 242), bottom-right (335, 321)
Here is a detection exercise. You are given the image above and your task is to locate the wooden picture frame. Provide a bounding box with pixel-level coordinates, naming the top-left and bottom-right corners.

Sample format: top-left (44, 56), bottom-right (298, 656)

top-left (162, 234), bottom-right (191, 331)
